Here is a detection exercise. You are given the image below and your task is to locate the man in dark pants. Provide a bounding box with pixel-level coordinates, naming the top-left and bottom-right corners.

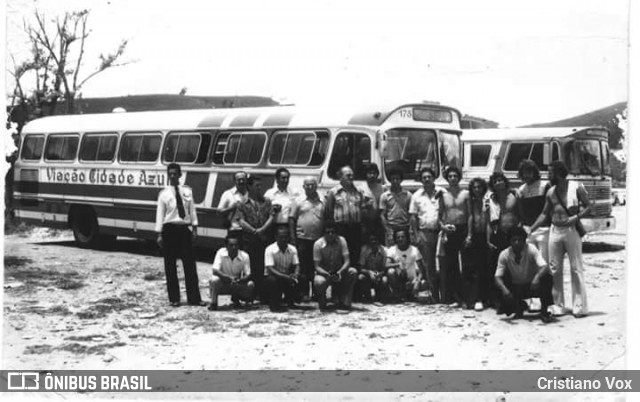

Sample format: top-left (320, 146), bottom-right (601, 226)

top-left (264, 226), bottom-right (301, 312)
top-left (155, 163), bottom-right (204, 307)
top-left (495, 227), bottom-right (554, 323)
top-left (438, 166), bottom-right (469, 306)
top-left (325, 166), bottom-right (366, 267)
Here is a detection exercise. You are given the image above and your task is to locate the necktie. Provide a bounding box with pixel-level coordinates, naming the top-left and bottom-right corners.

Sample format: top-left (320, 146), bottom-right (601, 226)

top-left (174, 186), bottom-right (186, 219)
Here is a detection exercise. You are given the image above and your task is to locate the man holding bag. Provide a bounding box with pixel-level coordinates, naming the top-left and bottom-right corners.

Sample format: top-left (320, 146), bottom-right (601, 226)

top-left (529, 161), bottom-right (592, 318)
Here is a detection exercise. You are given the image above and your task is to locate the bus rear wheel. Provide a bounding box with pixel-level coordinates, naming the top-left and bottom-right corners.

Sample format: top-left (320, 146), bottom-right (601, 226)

top-left (71, 207), bottom-right (101, 248)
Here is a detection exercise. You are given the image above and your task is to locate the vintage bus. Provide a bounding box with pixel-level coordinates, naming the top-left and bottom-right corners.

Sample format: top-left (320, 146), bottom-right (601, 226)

top-left (13, 102), bottom-right (463, 248)
top-left (461, 126), bottom-right (615, 232)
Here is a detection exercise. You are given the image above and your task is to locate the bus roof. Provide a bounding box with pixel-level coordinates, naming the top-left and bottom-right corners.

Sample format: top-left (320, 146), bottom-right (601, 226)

top-left (22, 102), bottom-right (462, 134)
top-left (461, 127), bottom-right (609, 142)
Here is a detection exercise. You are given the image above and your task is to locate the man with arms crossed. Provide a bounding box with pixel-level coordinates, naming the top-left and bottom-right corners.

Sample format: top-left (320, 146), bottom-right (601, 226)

top-left (217, 171), bottom-right (249, 234)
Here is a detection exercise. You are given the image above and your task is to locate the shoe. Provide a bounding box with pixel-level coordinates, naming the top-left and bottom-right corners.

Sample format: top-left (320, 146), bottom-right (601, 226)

top-left (188, 300), bottom-right (206, 307)
top-left (573, 312), bottom-right (588, 318)
top-left (207, 304), bottom-right (218, 311)
top-left (170, 301), bottom-right (180, 307)
top-left (269, 306), bottom-right (287, 313)
top-left (540, 312), bottom-right (554, 323)
top-left (549, 305), bottom-right (567, 316)
top-left (474, 302), bottom-right (484, 311)
top-left (336, 303), bottom-right (352, 311)
top-left (448, 302), bottom-right (461, 308)
top-left (231, 296), bottom-right (241, 308)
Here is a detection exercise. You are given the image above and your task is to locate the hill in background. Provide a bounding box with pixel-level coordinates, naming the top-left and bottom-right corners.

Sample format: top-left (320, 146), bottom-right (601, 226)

top-left (75, 94), bottom-right (279, 114)
top-left (524, 101), bottom-right (627, 150)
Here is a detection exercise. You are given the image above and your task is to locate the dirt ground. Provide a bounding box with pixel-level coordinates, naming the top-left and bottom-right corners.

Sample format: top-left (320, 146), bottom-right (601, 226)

top-left (1, 206), bottom-right (628, 398)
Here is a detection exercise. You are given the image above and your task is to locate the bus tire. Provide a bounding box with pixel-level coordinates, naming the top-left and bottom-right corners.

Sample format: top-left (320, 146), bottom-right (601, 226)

top-left (70, 207), bottom-right (101, 248)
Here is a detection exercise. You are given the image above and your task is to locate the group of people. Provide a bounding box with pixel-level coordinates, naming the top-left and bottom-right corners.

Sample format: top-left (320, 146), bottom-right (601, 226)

top-left (155, 159), bottom-right (591, 322)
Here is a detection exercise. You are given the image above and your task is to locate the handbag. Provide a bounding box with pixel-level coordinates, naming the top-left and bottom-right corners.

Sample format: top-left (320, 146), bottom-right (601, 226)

top-left (554, 187), bottom-right (587, 237)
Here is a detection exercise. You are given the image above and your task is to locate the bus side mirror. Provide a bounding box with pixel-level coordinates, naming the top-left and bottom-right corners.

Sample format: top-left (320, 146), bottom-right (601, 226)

top-left (543, 144), bottom-right (550, 165)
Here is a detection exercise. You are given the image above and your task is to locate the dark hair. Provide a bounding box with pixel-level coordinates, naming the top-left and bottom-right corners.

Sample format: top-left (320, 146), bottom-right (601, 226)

top-left (225, 233), bottom-right (241, 244)
top-left (517, 159), bottom-right (541, 181)
top-left (246, 175), bottom-right (261, 186)
top-left (468, 177), bottom-right (488, 200)
top-left (324, 221), bottom-right (338, 232)
top-left (419, 167), bottom-right (436, 179)
top-left (444, 165), bottom-right (462, 179)
top-left (167, 163), bottom-right (181, 173)
top-left (549, 160), bottom-right (569, 178)
top-left (507, 226), bottom-right (528, 241)
top-left (364, 163), bottom-right (380, 176)
top-left (387, 168), bottom-right (404, 181)
top-left (393, 228), bottom-right (410, 242)
top-left (275, 168), bottom-right (290, 179)
top-left (488, 172), bottom-right (510, 190)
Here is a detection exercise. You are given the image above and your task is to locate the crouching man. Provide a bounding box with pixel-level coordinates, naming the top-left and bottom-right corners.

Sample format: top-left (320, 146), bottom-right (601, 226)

top-left (494, 227), bottom-right (554, 323)
top-left (386, 229), bottom-right (430, 302)
top-left (209, 235), bottom-right (255, 311)
top-left (313, 223), bottom-right (358, 310)
top-left (264, 226), bottom-right (302, 312)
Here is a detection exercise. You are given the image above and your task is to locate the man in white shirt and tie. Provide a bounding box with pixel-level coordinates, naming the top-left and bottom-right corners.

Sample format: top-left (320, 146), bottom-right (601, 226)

top-left (155, 163), bottom-right (205, 307)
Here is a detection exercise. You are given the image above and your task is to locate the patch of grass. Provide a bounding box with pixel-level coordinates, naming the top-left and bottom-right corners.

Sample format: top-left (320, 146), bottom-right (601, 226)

top-left (128, 334), bottom-right (166, 341)
top-left (64, 334), bottom-right (107, 342)
top-left (55, 278), bottom-right (85, 290)
top-left (143, 272), bottom-right (163, 281)
top-left (44, 305), bottom-right (72, 316)
top-left (123, 290), bottom-right (144, 298)
top-left (4, 255), bottom-right (33, 269)
top-left (57, 341), bottom-right (127, 355)
top-left (247, 330), bottom-right (268, 338)
top-left (24, 344), bottom-right (54, 354)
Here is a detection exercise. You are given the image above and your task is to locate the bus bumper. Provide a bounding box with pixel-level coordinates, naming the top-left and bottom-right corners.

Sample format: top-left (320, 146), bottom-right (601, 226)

top-left (582, 217), bottom-right (616, 233)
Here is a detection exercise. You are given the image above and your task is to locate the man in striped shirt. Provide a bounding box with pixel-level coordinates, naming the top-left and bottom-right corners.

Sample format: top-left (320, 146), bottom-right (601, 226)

top-left (264, 226), bottom-right (301, 312)
top-left (325, 165), bottom-right (366, 266)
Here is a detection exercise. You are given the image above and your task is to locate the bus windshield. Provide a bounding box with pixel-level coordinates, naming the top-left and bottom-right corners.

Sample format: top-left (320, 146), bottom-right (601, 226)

top-left (383, 128), bottom-right (438, 181)
top-left (564, 139), bottom-right (603, 176)
top-left (440, 131), bottom-right (462, 174)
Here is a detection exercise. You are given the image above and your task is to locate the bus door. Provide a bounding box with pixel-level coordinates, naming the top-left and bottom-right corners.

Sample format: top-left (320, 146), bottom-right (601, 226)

top-left (325, 130), bottom-right (373, 189)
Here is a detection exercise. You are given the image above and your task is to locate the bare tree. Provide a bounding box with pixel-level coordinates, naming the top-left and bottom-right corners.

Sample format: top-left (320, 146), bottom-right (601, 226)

top-left (7, 8), bottom-right (131, 124)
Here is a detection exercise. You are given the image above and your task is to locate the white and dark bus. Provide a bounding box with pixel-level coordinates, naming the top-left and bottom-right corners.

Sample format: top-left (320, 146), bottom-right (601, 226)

top-left (461, 126), bottom-right (615, 233)
top-left (13, 102), bottom-right (463, 247)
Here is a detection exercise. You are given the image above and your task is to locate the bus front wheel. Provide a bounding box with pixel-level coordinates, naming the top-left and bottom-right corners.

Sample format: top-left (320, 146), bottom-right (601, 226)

top-left (70, 207), bottom-right (100, 248)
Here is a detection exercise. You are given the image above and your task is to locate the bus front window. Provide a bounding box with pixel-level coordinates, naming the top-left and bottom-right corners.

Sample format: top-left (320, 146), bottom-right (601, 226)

top-left (383, 129), bottom-right (437, 181)
top-left (564, 139), bottom-right (602, 176)
top-left (440, 131), bottom-right (462, 175)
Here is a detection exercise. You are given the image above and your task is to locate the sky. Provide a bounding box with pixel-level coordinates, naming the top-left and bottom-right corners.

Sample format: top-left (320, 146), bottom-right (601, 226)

top-left (4, 0), bottom-right (629, 127)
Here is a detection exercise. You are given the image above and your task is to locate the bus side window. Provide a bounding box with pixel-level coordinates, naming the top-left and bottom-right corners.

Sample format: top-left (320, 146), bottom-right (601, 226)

top-left (530, 143), bottom-right (548, 170)
top-left (45, 134), bottom-right (79, 161)
top-left (470, 144), bottom-right (492, 167)
top-left (21, 135), bottom-right (45, 161)
top-left (80, 133), bottom-right (118, 162)
top-left (119, 133), bottom-right (161, 163)
top-left (328, 132), bottom-right (371, 180)
top-left (552, 142), bottom-right (560, 162)
top-left (212, 133), bottom-right (229, 165)
top-left (309, 132), bottom-right (329, 166)
top-left (221, 132), bottom-right (266, 165)
top-left (163, 132), bottom-right (207, 164)
top-left (503, 143), bottom-right (532, 171)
